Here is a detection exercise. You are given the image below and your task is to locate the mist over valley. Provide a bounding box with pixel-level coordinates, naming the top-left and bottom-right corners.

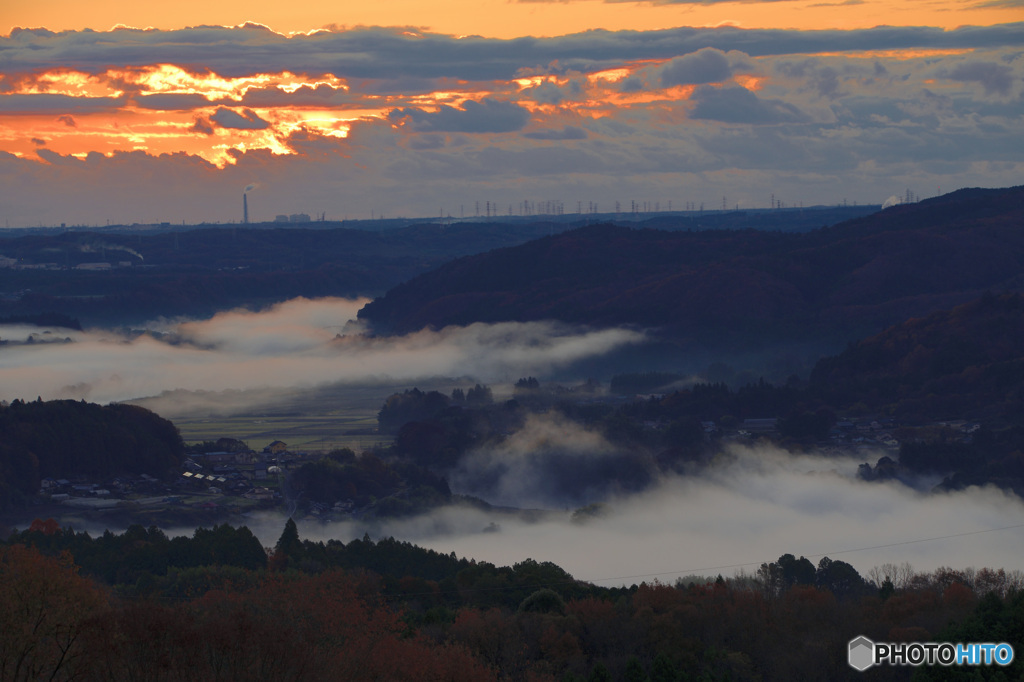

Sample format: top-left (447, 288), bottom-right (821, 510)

top-left (3, 190), bottom-right (1023, 588)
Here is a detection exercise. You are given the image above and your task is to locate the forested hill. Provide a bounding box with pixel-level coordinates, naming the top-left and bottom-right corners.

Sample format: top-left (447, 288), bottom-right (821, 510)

top-left (357, 185), bottom-right (1024, 349)
top-left (0, 222), bottom-right (572, 325)
top-left (811, 292), bottom-right (1024, 421)
top-left (0, 205), bottom-right (881, 326)
top-left (0, 400), bottom-right (184, 509)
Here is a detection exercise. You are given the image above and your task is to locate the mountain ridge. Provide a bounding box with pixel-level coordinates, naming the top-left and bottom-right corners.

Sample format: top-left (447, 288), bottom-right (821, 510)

top-left (357, 186), bottom-right (1024, 353)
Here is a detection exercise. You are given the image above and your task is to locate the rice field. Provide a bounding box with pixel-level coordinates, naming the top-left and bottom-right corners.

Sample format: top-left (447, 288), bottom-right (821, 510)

top-left (175, 413), bottom-right (392, 453)
top-left (163, 383), bottom-right (409, 453)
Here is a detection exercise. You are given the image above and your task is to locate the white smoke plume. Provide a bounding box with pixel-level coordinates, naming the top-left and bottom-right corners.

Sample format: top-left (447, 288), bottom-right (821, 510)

top-left (79, 241), bottom-right (144, 261)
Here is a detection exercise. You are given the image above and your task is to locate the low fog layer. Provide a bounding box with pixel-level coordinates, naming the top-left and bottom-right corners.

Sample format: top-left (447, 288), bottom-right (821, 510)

top-left (4, 297), bottom-right (1020, 584)
top-left (0, 297), bottom-right (644, 406)
top-left (450, 412), bottom-right (656, 509)
top-left (273, 444), bottom-right (1024, 585)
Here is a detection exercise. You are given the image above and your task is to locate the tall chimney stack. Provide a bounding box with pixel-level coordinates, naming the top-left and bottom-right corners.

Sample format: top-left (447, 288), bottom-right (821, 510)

top-left (243, 193), bottom-right (249, 224)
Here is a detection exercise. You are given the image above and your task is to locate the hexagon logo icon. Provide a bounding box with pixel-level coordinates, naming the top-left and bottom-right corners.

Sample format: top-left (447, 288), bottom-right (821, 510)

top-left (848, 636), bottom-right (875, 671)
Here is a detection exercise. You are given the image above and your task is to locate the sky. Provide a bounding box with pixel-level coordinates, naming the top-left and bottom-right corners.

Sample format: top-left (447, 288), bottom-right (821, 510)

top-left (0, 1), bottom-right (1022, 226)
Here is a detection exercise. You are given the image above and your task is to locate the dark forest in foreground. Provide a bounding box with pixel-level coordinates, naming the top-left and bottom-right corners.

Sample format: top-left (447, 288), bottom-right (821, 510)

top-left (3, 519), bottom-right (1021, 681)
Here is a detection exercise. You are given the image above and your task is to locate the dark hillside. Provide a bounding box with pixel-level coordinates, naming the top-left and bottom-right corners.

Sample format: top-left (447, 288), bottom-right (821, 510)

top-left (0, 206), bottom-right (885, 326)
top-left (0, 222), bottom-right (576, 325)
top-left (358, 186), bottom-right (1024, 351)
top-left (0, 400), bottom-right (184, 508)
top-left (811, 292), bottom-right (1024, 421)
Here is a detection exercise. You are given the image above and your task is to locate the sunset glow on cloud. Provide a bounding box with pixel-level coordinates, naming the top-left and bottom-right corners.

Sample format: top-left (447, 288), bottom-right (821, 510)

top-left (0, 2), bottom-right (1022, 226)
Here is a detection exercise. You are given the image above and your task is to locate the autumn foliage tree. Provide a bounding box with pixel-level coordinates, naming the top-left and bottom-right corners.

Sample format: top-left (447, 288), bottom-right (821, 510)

top-left (0, 544), bottom-right (107, 681)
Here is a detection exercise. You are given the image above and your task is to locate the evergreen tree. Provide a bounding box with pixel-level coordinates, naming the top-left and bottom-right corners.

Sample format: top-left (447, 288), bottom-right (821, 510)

top-left (588, 662), bottom-right (613, 682)
top-left (651, 653), bottom-right (679, 682)
top-left (274, 518), bottom-right (303, 566)
top-left (625, 656), bottom-right (649, 682)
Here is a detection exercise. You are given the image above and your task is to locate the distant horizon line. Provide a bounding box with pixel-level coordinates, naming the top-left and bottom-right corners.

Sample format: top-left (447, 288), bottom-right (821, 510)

top-left (0, 202), bottom-right (885, 234)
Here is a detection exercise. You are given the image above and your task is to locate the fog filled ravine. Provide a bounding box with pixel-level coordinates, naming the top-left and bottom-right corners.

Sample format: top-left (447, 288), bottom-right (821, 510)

top-left (2, 296), bottom-right (1021, 587)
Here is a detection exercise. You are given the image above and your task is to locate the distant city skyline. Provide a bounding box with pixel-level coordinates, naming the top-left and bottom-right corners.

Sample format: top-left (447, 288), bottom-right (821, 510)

top-left (0, 1), bottom-right (1021, 227)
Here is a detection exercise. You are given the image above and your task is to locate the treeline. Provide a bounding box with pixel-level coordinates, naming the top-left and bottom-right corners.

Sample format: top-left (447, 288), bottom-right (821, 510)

top-left (286, 447), bottom-right (454, 516)
top-left (0, 399), bottom-right (184, 509)
top-left (3, 520), bottom-right (1022, 681)
top-left (11, 519), bottom-right (266, 588)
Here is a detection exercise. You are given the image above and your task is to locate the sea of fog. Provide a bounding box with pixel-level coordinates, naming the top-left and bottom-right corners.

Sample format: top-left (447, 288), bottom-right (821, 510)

top-left (0, 297), bottom-right (643, 409)
top-left (249, 444), bottom-right (1024, 586)
top-left (1, 297), bottom-right (1022, 584)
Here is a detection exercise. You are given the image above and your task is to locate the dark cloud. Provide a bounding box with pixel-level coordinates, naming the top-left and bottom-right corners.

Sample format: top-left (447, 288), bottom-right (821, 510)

top-left (406, 133), bottom-right (448, 150)
top-left (57, 114), bottom-right (76, 127)
top-left (810, 66), bottom-right (842, 97)
top-left (772, 56), bottom-right (859, 97)
top-left (36, 148), bottom-right (82, 165)
top-left (1, 21), bottom-right (1021, 229)
top-left (355, 77), bottom-right (449, 96)
top-left (693, 124), bottom-right (856, 172)
top-left (943, 61), bottom-right (1016, 96)
top-left (619, 76), bottom-right (646, 93)
top-left (210, 107), bottom-right (270, 130)
top-left (389, 98), bottom-right (530, 133)
top-left (2, 24), bottom-right (1023, 82)
top-left (8, 27), bottom-right (58, 38)
top-left (240, 83), bottom-right (353, 107)
top-left (30, 137), bottom-right (46, 146)
top-left (0, 93), bottom-right (121, 114)
top-left (689, 85), bottom-right (808, 124)
top-left (660, 48), bottom-right (733, 86)
top-left (472, 144), bottom-right (602, 176)
top-left (191, 116), bottom-right (215, 135)
top-left (521, 79), bottom-right (584, 104)
top-left (523, 125), bottom-right (588, 140)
